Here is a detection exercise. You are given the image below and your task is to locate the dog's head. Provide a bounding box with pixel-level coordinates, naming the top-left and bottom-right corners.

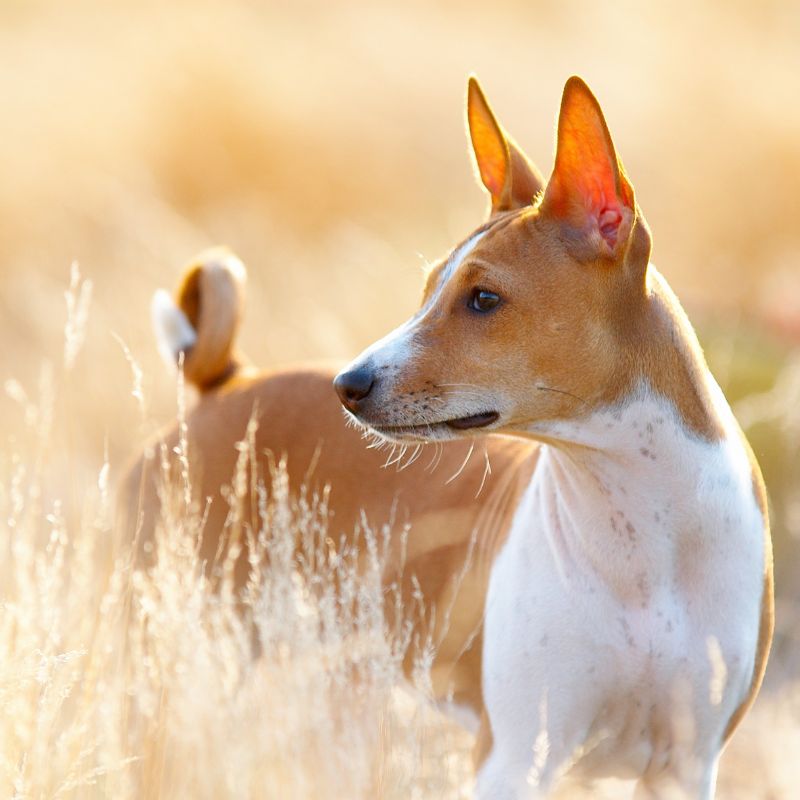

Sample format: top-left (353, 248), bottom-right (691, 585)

top-left (335, 76), bottom-right (653, 443)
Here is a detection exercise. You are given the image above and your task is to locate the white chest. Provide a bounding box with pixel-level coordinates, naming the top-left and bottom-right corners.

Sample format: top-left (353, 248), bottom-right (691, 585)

top-left (480, 393), bottom-right (766, 784)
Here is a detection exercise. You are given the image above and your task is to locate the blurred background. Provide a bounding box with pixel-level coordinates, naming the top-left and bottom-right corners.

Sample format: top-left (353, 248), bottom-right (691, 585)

top-left (0, 0), bottom-right (798, 792)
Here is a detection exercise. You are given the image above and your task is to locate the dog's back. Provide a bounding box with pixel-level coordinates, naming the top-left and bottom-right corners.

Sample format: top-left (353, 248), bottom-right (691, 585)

top-left (120, 249), bottom-right (537, 711)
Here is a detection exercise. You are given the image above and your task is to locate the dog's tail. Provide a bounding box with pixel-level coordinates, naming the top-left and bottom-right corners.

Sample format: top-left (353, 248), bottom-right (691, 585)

top-left (151, 247), bottom-right (248, 392)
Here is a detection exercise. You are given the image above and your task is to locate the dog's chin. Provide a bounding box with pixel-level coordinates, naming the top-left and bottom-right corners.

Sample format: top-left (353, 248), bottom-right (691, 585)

top-left (345, 410), bottom-right (501, 444)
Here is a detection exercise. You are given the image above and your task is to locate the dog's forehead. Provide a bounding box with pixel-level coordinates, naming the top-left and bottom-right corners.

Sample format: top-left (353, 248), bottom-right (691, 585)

top-left (423, 210), bottom-right (528, 301)
top-left (424, 230), bottom-right (485, 296)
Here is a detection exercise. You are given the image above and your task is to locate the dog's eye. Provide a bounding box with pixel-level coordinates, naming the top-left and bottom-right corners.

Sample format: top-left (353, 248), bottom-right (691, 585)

top-left (469, 289), bottom-right (501, 313)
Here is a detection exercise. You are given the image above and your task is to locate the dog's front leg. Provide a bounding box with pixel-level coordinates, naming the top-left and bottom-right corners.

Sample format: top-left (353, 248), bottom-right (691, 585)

top-left (474, 750), bottom-right (552, 800)
top-left (472, 680), bottom-right (589, 800)
top-left (633, 756), bottom-right (720, 800)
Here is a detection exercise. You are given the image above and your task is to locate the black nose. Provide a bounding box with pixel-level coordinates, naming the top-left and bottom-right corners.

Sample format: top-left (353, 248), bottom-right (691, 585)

top-left (334, 366), bottom-right (375, 412)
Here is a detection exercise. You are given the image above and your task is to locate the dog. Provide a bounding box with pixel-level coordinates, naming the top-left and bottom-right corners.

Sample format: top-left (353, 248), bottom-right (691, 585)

top-left (123, 76), bottom-right (773, 798)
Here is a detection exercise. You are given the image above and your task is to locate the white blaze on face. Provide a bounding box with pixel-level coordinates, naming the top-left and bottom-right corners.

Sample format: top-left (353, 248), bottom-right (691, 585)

top-left (427, 230), bottom-right (488, 308)
top-left (345, 231), bottom-right (487, 377)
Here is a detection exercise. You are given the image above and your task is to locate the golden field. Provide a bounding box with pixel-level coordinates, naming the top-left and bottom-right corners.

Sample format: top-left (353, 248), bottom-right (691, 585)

top-left (0, 1), bottom-right (798, 797)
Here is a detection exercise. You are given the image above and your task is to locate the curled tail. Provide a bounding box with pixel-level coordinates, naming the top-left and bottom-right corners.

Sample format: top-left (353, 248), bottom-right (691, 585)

top-left (151, 247), bottom-right (247, 391)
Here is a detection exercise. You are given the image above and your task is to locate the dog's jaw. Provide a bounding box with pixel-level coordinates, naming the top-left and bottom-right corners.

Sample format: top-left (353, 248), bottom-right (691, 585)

top-left (344, 406), bottom-right (502, 444)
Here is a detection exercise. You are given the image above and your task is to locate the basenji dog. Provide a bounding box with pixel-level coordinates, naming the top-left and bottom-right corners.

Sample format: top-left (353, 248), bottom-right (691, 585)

top-left (124, 76), bottom-right (773, 798)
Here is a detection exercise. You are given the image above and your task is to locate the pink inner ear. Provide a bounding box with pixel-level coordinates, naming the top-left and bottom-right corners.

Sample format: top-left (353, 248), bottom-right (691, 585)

top-left (599, 207), bottom-right (622, 247)
top-left (575, 159), bottom-right (632, 249)
top-left (544, 100), bottom-right (635, 255)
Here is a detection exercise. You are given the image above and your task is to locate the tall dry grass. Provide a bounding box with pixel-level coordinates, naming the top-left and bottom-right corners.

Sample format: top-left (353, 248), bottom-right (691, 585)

top-left (0, 268), bottom-right (797, 799)
top-left (1, 273), bottom-right (475, 798)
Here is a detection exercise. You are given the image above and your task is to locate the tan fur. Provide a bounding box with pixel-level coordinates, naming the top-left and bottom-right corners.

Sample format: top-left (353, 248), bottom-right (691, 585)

top-left (176, 246), bottom-right (248, 390)
top-left (411, 208), bottom-right (724, 442)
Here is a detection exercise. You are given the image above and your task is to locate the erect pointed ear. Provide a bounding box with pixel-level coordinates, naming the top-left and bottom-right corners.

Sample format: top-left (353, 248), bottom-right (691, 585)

top-left (467, 76), bottom-right (545, 215)
top-left (540, 77), bottom-right (635, 261)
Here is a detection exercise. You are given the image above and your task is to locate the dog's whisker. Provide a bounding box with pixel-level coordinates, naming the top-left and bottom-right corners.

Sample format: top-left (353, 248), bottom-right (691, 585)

top-left (396, 444), bottom-right (410, 469)
top-left (475, 446), bottom-right (492, 499)
top-left (382, 443), bottom-right (398, 469)
top-left (446, 442), bottom-right (474, 485)
top-left (387, 444), bottom-right (403, 468)
top-left (426, 441), bottom-right (442, 472)
top-left (400, 443), bottom-right (424, 471)
top-left (386, 443), bottom-right (409, 470)
top-left (536, 384), bottom-right (589, 407)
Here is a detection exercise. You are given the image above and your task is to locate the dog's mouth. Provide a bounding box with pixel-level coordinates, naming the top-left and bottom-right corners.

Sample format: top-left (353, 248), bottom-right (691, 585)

top-left (443, 411), bottom-right (499, 430)
top-left (366, 411), bottom-right (500, 441)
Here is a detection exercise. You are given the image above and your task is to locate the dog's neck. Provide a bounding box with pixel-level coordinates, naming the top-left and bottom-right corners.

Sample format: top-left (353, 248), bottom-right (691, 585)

top-left (516, 380), bottom-right (750, 604)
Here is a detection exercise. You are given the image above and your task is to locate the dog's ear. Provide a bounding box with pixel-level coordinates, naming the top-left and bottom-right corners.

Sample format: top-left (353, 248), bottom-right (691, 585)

top-left (467, 76), bottom-right (545, 214)
top-left (541, 77), bottom-right (635, 262)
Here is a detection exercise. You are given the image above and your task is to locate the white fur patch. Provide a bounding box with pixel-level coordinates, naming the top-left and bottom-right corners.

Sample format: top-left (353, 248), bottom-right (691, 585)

top-left (478, 385), bottom-right (765, 797)
top-left (151, 288), bottom-right (197, 367)
top-left (427, 230), bottom-right (487, 309)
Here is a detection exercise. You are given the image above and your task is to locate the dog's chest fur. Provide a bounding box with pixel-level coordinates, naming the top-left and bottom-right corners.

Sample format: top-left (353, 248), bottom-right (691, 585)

top-left (481, 385), bottom-right (765, 779)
